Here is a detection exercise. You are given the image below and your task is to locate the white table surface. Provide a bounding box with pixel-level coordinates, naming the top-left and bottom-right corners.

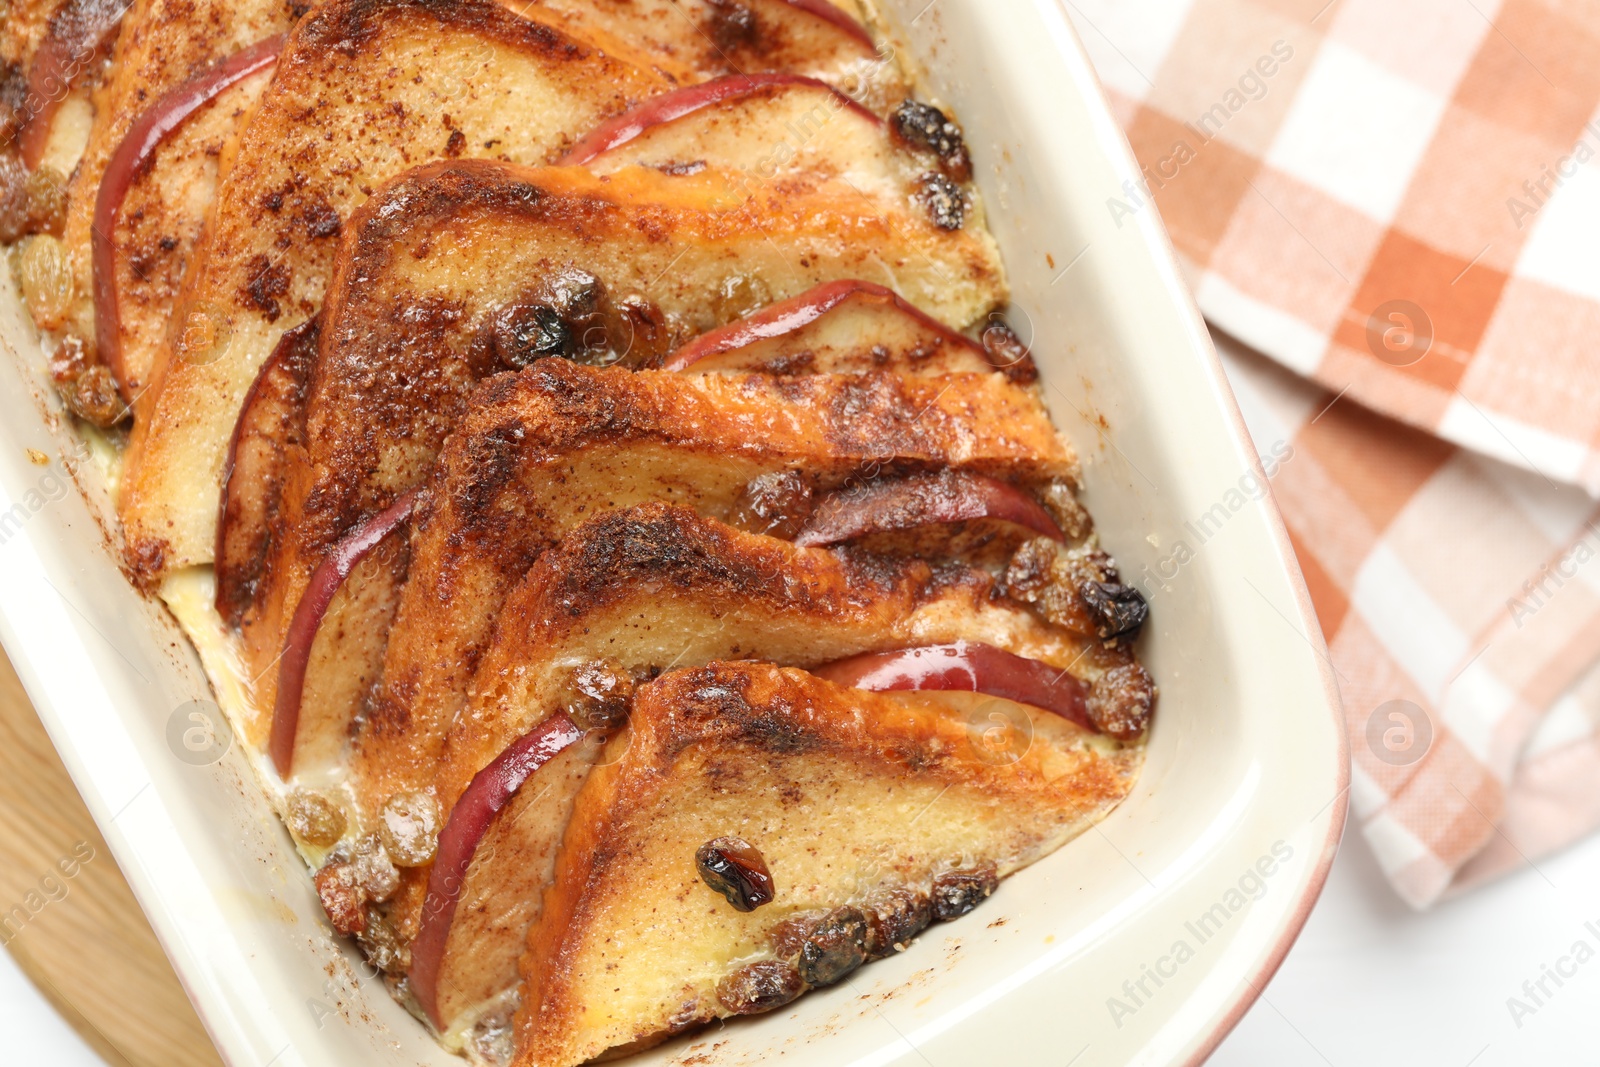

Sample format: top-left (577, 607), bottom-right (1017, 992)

top-left (0, 943), bottom-right (114, 1066)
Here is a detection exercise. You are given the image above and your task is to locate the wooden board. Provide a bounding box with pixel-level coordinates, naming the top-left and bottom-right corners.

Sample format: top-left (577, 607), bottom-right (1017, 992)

top-left (0, 648), bottom-right (223, 1067)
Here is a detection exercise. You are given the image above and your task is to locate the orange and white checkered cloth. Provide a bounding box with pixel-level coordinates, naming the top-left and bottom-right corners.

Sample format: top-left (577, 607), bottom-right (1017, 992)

top-left (1067, 0), bottom-right (1600, 907)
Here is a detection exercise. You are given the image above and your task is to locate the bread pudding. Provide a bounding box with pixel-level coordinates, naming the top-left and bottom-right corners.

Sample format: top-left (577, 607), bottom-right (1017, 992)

top-left (2, 1), bottom-right (1156, 1062)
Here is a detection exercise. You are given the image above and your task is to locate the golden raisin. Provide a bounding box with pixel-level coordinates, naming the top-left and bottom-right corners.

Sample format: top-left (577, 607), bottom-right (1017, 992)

top-left (286, 789), bottom-right (347, 848)
top-left (377, 790), bottom-right (441, 867)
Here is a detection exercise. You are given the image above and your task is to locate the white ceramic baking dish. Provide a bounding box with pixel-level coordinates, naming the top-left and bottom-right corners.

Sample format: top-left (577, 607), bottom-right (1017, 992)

top-left (0, 1), bottom-right (1347, 1064)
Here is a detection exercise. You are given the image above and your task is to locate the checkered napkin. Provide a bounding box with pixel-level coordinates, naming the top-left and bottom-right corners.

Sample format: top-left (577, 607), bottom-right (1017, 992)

top-left (1065, 0), bottom-right (1600, 906)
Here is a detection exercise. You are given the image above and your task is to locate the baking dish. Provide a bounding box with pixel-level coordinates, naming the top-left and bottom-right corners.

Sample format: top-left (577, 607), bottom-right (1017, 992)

top-left (0, 0), bottom-right (1347, 1063)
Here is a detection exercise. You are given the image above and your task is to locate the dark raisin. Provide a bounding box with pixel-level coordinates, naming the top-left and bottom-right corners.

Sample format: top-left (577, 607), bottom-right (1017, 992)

top-left (313, 861), bottom-right (367, 935)
top-left (797, 906), bottom-right (868, 986)
top-left (865, 888), bottom-right (932, 959)
top-left (931, 865), bottom-right (998, 922)
top-left (717, 960), bottom-right (803, 1015)
top-left (560, 661), bottom-right (635, 731)
top-left (548, 268), bottom-right (604, 319)
top-left (0, 150), bottom-right (28, 243)
top-left (1088, 662), bottom-right (1155, 741)
top-left (979, 319), bottom-right (1038, 384)
top-left (768, 913), bottom-right (818, 959)
top-left (696, 836), bottom-right (776, 912)
top-left (1078, 580), bottom-right (1148, 640)
top-left (891, 100), bottom-right (972, 182)
top-left (491, 301), bottom-right (570, 368)
top-left (730, 470), bottom-right (814, 540)
top-left (916, 171), bottom-right (966, 231)
top-left (707, 0), bottom-right (759, 50)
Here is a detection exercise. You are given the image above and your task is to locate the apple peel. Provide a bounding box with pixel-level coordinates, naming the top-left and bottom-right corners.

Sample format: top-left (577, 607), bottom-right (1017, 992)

top-left (661, 279), bottom-right (987, 373)
top-left (794, 470), bottom-right (1064, 548)
top-left (94, 34), bottom-right (286, 390)
top-left (17, 0), bottom-right (128, 167)
top-left (559, 73), bottom-right (878, 166)
top-left (814, 641), bottom-right (1093, 732)
top-left (410, 712), bottom-right (584, 1028)
top-left (268, 487), bottom-right (419, 776)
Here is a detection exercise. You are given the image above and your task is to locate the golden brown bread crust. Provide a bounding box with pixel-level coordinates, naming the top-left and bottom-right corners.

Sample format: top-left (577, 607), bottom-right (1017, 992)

top-left (349, 360), bottom-right (1071, 823)
top-left (118, 0), bottom-right (673, 580)
top-left (517, 661), bottom-right (1140, 1066)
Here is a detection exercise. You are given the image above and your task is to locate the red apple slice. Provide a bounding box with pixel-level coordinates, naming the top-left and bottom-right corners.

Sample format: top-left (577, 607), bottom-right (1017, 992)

top-left (661, 279), bottom-right (993, 376)
top-left (794, 470), bottom-right (1063, 548)
top-left (94, 35), bottom-right (285, 391)
top-left (17, 0), bottom-right (129, 168)
top-left (814, 641), bottom-right (1092, 731)
top-left (780, 0), bottom-right (875, 48)
top-left (215, 315), bottom-right (316, 628)
top-left (560, 73), bottom-right (877, 166)
top-left (410, 712), bottom-right (585, 1028)
top-left (268, 487), bottom-right (419, 776)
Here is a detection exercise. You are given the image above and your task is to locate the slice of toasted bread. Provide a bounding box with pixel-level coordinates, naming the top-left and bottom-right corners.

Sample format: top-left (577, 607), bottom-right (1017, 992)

top-left (117, 0), bottom-right (674, 579)
top-left (411, 502), bottom-right (1102, 1031)
top-left (517, 660), bottom-right (1140, 1065)
top-left (58, 0), bottom-right (293, 398)
top-left (343, 360), bottom-right (1069, 805)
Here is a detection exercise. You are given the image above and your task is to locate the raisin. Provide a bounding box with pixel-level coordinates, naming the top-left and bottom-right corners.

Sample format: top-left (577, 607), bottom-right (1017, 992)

top-left (286, 788), bottom-right (347, 848)
top-left (340, 834), bottom-right (400, 903)
top-left (313, 861), bottom-right (367, 935)
top-left (24, 166), bottom-right (66, 236)
top-left (717, 960), bottom-right (803, 1015)
top-left (63, 362), bottom-right (129, 428)
top-left (1038, 480), bottom-right (1092, 541)
top-left (729, 470), bottom-right (814, 540)
top-left (1078, 580), bottom-right (1148, 640)
top-left (0, 150), bottom-right (28, 243)
top-left (891, 100), bottom-right (972, 182)
top-left (356, 906), bottom-right (411, 975)
top-left (707, 0), bottom-right (759, 50)
top-left (979, 319), bottom-right (1038, 384)
top-left (797, 906), bottom-right (868, 987)
top-left (865, 887), bottom-right (932, 959)
top-left (696, 836), bottom-right (776, 912)
top-left (768, 913), bottom-right (818, 959)
top-left (378, 790), bottom-right (441, 867)
top-left (931, 865), bottom-right (998, 921)
top-left (491, 301), bottom-right (570, 368)
top-left (560, 661), bottom-right (635, 732)
top-left (1088, 662), bottom-right (1155, 741)
top-left (916, 171), bottom-right (966, 231)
